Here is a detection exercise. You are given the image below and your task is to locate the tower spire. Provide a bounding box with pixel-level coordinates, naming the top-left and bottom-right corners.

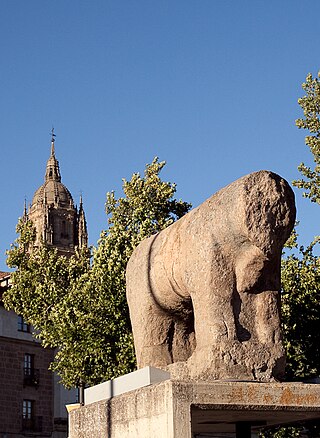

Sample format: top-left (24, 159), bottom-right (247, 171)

top-left (45, 128), bottom-right (61, 182)
top-left (77, 194), bottom-right (88, 248)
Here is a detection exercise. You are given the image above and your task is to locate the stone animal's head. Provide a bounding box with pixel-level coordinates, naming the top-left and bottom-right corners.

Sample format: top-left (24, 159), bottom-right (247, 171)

top-left (241, 171), bottom-right (296, 257)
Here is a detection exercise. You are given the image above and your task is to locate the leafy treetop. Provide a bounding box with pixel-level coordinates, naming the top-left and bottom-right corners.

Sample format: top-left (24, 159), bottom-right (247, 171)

top-left (294, 72), bottom-right (320, 203)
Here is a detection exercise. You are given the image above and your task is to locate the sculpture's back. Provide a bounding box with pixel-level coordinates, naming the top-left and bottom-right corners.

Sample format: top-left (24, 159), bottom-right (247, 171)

top-left (126, 171), bottom-right (296, 382)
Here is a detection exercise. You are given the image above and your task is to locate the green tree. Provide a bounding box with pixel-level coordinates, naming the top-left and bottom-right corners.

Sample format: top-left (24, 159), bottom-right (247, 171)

top-left (284, 72), bottom-right (320, 383)
top-left (4, 217), bottom-right (92, 387)
top-left (281, 236), bottom-right (320, 381)
top-left (294, 72), bottom-right (320, 202)
top-left (4, 157), bottom-right (190, 388)
top-left (260, 73), bottom-right (320, 438)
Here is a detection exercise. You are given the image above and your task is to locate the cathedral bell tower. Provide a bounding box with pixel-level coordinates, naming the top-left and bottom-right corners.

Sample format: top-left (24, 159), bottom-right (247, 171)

top-left (26, 131), bottom-right (88, 256)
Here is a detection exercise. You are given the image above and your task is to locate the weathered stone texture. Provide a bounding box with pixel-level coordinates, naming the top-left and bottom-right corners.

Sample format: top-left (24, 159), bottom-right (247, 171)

top-left (70, 381), bottom-right (174, 438)
top-left (69, 380), bottom-right (320, 438)
top-left (126, 171), bottom-right (296, 381)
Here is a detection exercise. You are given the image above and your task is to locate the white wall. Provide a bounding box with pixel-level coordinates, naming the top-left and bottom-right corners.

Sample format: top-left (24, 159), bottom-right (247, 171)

top-left (0, 306), bottom-right (37, 342)
top-left (54, 371), bottom-right (78, 418)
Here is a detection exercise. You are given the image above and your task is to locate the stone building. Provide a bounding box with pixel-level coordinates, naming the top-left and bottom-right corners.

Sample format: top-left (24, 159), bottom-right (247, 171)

top-left (0, 274), bottom-right (57, 438)
top-left (0, 133), bottom-right (87, 437)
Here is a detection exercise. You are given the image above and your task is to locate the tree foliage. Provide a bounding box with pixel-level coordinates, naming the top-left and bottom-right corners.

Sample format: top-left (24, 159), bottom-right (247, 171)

top-left (260, 73), bottom-right (320, 438)
top-left (4, 157), bottom-right (190, 388)
top-left (281, 236), bottom-right (320, 381)
top-left (5, 217), bottom-right (92, 387)
top-left (294, 72), bottom-right (320, 203)
top-left (284, 72), bottom-right (320, 383)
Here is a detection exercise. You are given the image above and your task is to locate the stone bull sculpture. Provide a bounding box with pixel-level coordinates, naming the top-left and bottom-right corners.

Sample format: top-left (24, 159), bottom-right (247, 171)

top-left (126, 171), bottom-right (296, 381)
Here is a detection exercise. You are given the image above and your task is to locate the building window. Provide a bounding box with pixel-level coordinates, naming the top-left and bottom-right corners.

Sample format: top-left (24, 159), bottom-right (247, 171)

top-left (18, 315), bottom-right (30, 333)
top-left (22, 400), bottom-right (42, 432)
top-left (23, 399), bottom-right (33, 420)
top-left (23, 354), bottom-right (39, 387)
top-left (24, 353), bottom-right (33, 376)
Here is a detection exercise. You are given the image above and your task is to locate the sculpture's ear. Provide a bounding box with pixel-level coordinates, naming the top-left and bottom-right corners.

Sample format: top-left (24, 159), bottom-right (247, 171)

top-left (235, 244), bottom-right (267, 294)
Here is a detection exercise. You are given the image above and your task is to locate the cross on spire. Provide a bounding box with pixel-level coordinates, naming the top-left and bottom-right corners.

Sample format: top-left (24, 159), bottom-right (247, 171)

top-left (50, 127), bottom-right (56, 155)
top-left (51, 126), bottom-right (56, 142)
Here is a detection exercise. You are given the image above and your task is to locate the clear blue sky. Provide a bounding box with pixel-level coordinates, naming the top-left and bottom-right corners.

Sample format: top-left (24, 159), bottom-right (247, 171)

top-left (0, 0), bottom-right (319, 271)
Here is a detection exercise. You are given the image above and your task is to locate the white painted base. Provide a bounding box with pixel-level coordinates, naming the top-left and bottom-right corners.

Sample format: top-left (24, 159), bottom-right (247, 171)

top-left (84, 366), bottom-right (170, 405)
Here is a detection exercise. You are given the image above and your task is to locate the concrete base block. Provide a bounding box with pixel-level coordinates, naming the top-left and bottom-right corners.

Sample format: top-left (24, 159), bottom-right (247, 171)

top-left (85, 366), bottom-right (170, 405)
top-left (69, 374), bottom-right (320, 438)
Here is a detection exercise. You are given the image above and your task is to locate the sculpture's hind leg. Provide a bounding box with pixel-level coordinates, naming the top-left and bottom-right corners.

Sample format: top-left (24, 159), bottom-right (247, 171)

top-left (127, 281), bottom-right (194, 369)
top-left (133, 308), bottom-right (175, 369)
top-left (126, 236), bottom-right (176, 369)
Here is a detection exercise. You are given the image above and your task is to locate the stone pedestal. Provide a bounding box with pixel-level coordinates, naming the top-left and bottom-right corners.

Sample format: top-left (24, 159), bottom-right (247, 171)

top-left (69, 371), bottom-right (320, 437)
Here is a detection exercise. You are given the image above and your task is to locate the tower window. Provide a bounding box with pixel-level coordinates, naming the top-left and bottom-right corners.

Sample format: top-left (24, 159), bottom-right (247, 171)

top-left (61, 220), bottom-right (69, 239)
